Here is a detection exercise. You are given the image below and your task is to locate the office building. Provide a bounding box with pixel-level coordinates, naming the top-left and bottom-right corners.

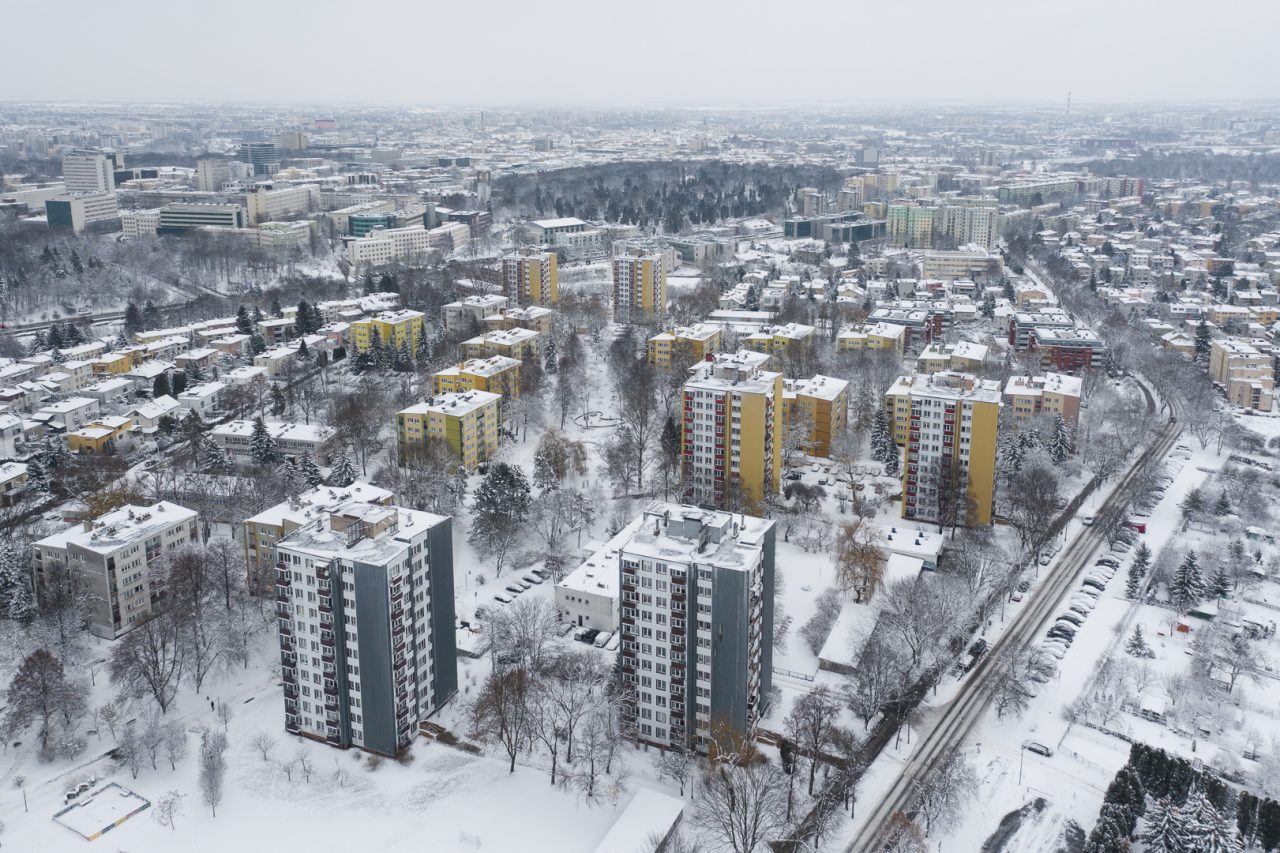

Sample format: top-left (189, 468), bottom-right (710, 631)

top-left (45, 192), bottom-right (119, 234)
top-left (618, 502), bottom-right (775, 752)
top-left (239, 142), bottom-right (279, 176)
top-left (61, 149), bottom-right (116, 194)
top-left (884, 372), bottom-right (1000, 526)
top-left (680, 351), bottom-right (782, 508)
top-left (33, 501), bottom-right (200, 639)
top-left (395, 391), bottom-right (501, 471)
top-left (613, 249), bottom-right (668, 323)
top-left (275, 499), bottom-right (456, 755)
top-left (157, 203), bottom-right (247, 234)
top-left (121, 208), bottom-right (162, 238)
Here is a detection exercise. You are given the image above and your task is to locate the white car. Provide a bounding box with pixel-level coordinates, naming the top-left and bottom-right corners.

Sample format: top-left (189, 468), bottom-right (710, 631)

top-left (1080, 515), bottom-right (1095, 526)
top-left (522, 574), bottom-right (544, 585)
top-left (494, 593), bottom-right (513, 604)
top-left (593, 631), bottom-right (613, 648)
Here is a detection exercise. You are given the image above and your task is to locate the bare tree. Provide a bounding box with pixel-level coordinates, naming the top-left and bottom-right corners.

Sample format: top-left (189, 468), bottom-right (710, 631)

top-left (4, 648), bottom-right (80, 755)
top-left (844, 632), bottom-right (908, 729)
top-left (198, 731), bottom-right (227, 817)
top-left (97, 701), bottom-right (121, 741)
top-left (163, 721), bottom-right (188, 770)
top-left (833, 517), bottom-right (884, 603)
top-left (693, 760), bottom-right (793, 853)
top-left (469, 667), bottom-right (536, 773)
top-left (784, 685), bottom-right (842, 796)
top-left (655, 745), bottom-right (695, 797)
top-left (992, 647), bottom-right (1056, 720)
top-left (250, 731), bottom-right (276, 761)
top-left (912, 748), bottom-right (977, 836)
top-left (151, 790), bottom-right (184, 832)
top-left (109, 613), bottom-right (185, 713)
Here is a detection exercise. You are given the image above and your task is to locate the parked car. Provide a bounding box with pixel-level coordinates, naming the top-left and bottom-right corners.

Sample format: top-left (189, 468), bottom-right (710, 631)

top-left (1082, 577), bottom-right (1107, 592)
top-left (505, 584), bottom-right (524, 595)
top-left (605, 634), bottom-right (621, 652)
top-left (593, 631), bottom-right (613, 648)
top-left (579, 628), bottom-right (601, 644)
top-left (1040, 643), bottom-right (1068, 660)
top-left (1081, 514), bottom-right (1095, 526)
top-left (1023, 741), bottom-right (1054, 757)
top-left (559, 623), bottom-right (576, 636)
top-left (1057, 611), bottom-right (1084, 627)
top-left (494, 593), bottom-right (513, 604)
top-left (785, 471), bottom-right (803, 481)
top-left (1096, 556), bottom-right (1120, 568)
top-left (522, 574), bottom-right (544, 585)
top-left (1123, 520), bottom-right (1147, 534)
top-left (530, 567), bottom-right (550, 579)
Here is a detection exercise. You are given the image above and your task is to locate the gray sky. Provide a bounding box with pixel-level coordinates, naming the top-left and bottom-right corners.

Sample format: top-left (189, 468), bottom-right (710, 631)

top-left (5, 0), bottom-right (1278, 105)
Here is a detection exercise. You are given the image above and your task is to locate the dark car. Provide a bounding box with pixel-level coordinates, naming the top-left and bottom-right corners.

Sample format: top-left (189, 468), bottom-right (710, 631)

top-left (1047, 625), bottom-right (1076, 642)
top-left (579, 628), bottom-right (601, 644)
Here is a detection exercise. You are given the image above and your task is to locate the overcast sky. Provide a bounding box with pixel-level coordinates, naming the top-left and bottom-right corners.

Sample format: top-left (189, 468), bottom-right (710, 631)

top-left (5, 0), bottom-right (1277, 106)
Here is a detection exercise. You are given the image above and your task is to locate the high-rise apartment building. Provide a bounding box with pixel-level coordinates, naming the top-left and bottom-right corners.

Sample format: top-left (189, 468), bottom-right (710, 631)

top-left (32, 501), bottom-right (199, 639)
top-left (612, 249), bottom-right (668, 323)
top-left (396, 390), bottom-right (501, 471)
top-left (884, 372), bottom-right (1000, 525)
top-left (938, 201), bottom-right (998, 249)
top-left (196, 157), bottom-right (231, 192)
top-left (781, 374), bottom-right (850, 458)
top-left (680, 351), bottom-right (781, 508)
top-left (275, 500), bottom-right (456, 755)
top-left (618, 502), bottom-right (775, 753)
top-left (501, 248), bottom-right (558, 306)
top-left (885, 203), bottom-right (936, 248)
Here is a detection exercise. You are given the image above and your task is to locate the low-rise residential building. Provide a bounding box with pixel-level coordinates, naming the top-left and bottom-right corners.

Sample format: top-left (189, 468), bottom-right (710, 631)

top-left (744, 323), bottom-right (816, 359)
top-left (395, 391), bottom-right (501, 471)
top-left (36, 397), bottom-right (100, 432)
top-left (176, 381), bottom-right (226, 419)
top-left (0, 461), bottom-right (28, 506)
top-left (915, 341), bottom-right (989, 374)
top-left (431, 356), bottom-right (521, 399)
top-left (274, 499), bottom-right (456, 755)
top-left (647, 324), bottom-right (722, 369)
top-left (837, 322), bottom-right (907, 355)
top-left (441, 295), bottom-right (508, 334)
top-left (128, 395), bottom-right (180, 434)
top-left (67, 416), bottom-right (133, 455)
top-left (554, 517), bottom-right (648, 633)
top-left (460, 328), bottom-right (541, 361)
top-left (209, 420), bottom-right (339, 465)
top-left (483, 305), bottom-right (555, 337)
top-left (351, 310), bottom-right (425, 354)
top-left (1029, 326), bottom-right (1106, 372)
top-left (33, 501), bottom-right (200, 639)
top-left (1002, 373), bottom-right (1084, 424)
top-left (1209, 339), bottom-right (1275, 411)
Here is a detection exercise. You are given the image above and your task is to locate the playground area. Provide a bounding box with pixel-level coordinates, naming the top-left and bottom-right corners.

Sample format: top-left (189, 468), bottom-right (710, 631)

top-left (53, 783), bottom-right (151, 841)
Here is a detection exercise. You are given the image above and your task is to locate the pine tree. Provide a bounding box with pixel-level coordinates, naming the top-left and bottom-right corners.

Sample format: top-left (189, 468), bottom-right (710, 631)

top-left (153, 372), bottom-right (171, 399)
top-left (7, 576), bottom-right (35, 623)
top-left (300, 453), bottom-right (324, 487)
top-left (1213, 490), bottom-right (1231, 517)
top-left (295, 299), bottom-right (314, 335)
top-left (1194, 319), bottom-right (1212, 362)
top-left (270, 386), bottom-right (286, 417)
top-left (330, 447), bottom-right (357, 487)
top-left (1127, 541), bottom-right (1151, 599)
top-left (1051, 413), bottom-right (1074, 464)
top-left (270, 296), bottom-right (283, 318)
top-left (1125, 625), bottom-right (1153, 658)
top-left (26, 456), bottom-right (52, 497)
top-left (296, 338), bottom-right (309, 360)
top-left (395, 335), bottom-right (413, 371)
top-left (0, 542), bottom-right (25, 616)
top-left (980, 290), bottom-right (996, 318)
top-left (543, 338), bottom-right (558, 374)
top-left (870, 409), bottom-right (896, 464)
top-left (1170, 550), bottom-right (1206, 613)
top-left (1180, 787), bottom-right (1244, 853)
top-left (125, 301), bottom-right (145, 335)
top-left (1180, 487), bottom-right (1205, 518)
top-left (200, 436), bottom-right (229, 472)
top-left (249, 417), bottom-right (278, 466)
top-left (113, 329), bottom-right (130, 350)
top-left (1209, 565), bottom-right (1231, 599)
top-left (1142, 796), bottom-right (1186, 853)
top-left (235, 305), bottom-right (253, 335)
top-left (249, 331), bottom-right (267, 356)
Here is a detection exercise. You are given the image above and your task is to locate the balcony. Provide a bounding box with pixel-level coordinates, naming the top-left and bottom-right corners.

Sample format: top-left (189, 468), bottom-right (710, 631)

top-left (276, 569), bottom-right (290, 587)
top-left (278, 623), bottom-right (293, 637)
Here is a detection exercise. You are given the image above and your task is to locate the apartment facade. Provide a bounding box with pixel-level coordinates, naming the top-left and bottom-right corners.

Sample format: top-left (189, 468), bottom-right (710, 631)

top-left (351, 310), bottom-right (425, 354)
top-left (431, 356), bottom-right (521, 399)
top-left (613, 249), bottom-right (668, 323)
top-left (888, 372), bottom-right (1000, 526)
top-left (837, 322), bottom-right (906, 355)
top-left (618, 503), bottom-right (775, 753)
top-left (1210, 339), bottom-right (1276, 411)
top-left (680, 352), bottom-right (782, 508)
top-left (501, 248), bottom-right (558, 306)
top-left (275, 501), bottom-right (456, 755)
top-left (395, 391), bottom-right (501, 471)
top-left (209, 419), bottom-right (339, 465)
top-left (647, 324), bottom-right (722, 369)
top-left (1002, 373), bottom-right (1083, 424)
top-left (33, 502), bottom-right (200, 639)
top-left (781, 375), bottom-right (850, 458)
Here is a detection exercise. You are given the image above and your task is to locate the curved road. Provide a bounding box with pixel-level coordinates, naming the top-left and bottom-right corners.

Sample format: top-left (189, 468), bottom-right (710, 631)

top-left (846, 408), bottom-right (1182, 850)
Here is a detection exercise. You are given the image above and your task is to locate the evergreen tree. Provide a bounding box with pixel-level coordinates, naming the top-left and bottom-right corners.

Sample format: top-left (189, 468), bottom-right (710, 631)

top-left (153, 372), bottom-right (171, 399)
top-left (113, 329), bottom-right (130, 350)
top-left (980, 290), bottom-right (996, 318)
top-left (1170, 550), bottom-right (1206, 613)
top-left (1180, 487), bottom-right (1205, 518)
top-left (0, 543), bottom-right (25, 616)
top-left (295, 299), bottom-right (315, 335)
top-left (1209, 565), bottom-right (1231, 599)
top-left (171, 371), bottom-right (188, 396)
top-left (296, 338), bottom-right (309, 360)
top-left (330, 447), bottom-right (357, 487)
top-left (415, 329), bottom-right (433, 367)
top-left (125, 301), bottom-right (145, 335)
top-left (270, 385), bottom-right (286, 417)
top-left (1127, 541), bottom-right (1151, 599)
top-left (395, 335), bottom-right (413, 371)
top-left (1142, 796), bottom-right (1186, 853)
top-left (1180, 787), bottom-right (1243, 853)
top-left (1051, 413), bottom-right (1074, 464)
top-left (362, 271), bottom-right (376, 294)
top-left (235, 305), bottom-right (254, 335)
top-left (26, 456), bottom-right (52, 497)
top-left (300, 453), bottom-right (324, 487)
top-left (1125, 625), bottom-right (1153, 658)
top-left (1213, 490), bottom-right (1231, 517)
top-left (1194, 319), bottom-right (1212, 362)
top-left (200, 436), bottom-right (229, 472)
top-left (7, 575), bottom-right (35, 623)
top-left (249, 331), bottom-right (267, 356)
top-left (870, 409), bottom-right (896, 464)
top-left (1258, 798), bottom-right (1280, 852)
top-left (249, 416), bottom-right (278, 466)
top-left (543, 337), bottom-right (558, 374)
top-left (270, 296), bottom-right (283, 318)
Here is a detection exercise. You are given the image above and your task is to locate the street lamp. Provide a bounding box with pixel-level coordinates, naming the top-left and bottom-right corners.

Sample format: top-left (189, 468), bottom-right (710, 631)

top-left (1018, 743), bottom-right (1025, 785)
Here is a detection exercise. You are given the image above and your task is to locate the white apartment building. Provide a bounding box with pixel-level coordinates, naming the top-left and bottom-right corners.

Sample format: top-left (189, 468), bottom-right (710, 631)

top-left (346, 226), bottom-right (431, 267)
top-left (274, 500), bottom-right (457, 755)
top-left (210, 419), bottom-right (339, 465)
top-left (617, 502), bottom-right (775, 752)
top-left (441, 294), bottom-right (509, 334)
top-left (245, 184), bottom-right (318, 225)
top-left (176, 381), bottom-right (226, 419)
top-left (33, 501), bottom-right (200, 639)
